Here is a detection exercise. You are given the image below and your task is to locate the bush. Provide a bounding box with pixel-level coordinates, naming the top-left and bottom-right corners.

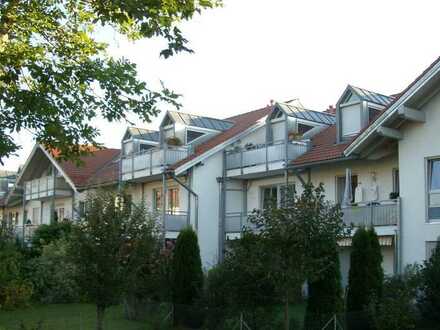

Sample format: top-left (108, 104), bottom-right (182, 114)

top-left (418, 241), bottom-right (440, 325)
top-left (0, 241), bottom-right (32, 310)
top-left (26, 239), bottom-right (80, 304)
top-left (31, 221), bottom-right (72, 253)
top-left (373, 265), bottom-right (419, 330)
top-left (171, 227), bottom-right (204, 327)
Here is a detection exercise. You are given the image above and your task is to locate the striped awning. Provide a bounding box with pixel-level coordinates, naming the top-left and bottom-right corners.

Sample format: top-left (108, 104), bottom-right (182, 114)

top-left (338, 235), bottom-right (394, 247)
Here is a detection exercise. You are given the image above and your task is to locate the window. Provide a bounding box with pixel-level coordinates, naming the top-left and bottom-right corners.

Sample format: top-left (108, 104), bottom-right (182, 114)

top-left (392, 168), bottom-right (400, 196)
top-left (336, 175), bottom-right (358, 204)
top-left (32, 207), bottom-right (40, 224)
top-left (79, 201), bottom-right (86, 217)
top-left (168, 188), bottom-right (180, 213)
top-left (341, 104), bottom-right (362, 137)
top-left (140, 144), bottom-right (153, 152)
top-left (57, 207), bottom-right (65, 221)
top-left (153, 188), bottom-right (162, 211)
top-left (369, 108), bottom-right (382, 123)
top-left (298, 123), bottom-right (313, 135)
top-left (428, 159), bottom-right (440, 221)
top-left (262, 186), bottom-right (278, 209)
top-left (426, 241), bottom-right (439, 260)
top-left (186, 130), bottom-right (205, 143)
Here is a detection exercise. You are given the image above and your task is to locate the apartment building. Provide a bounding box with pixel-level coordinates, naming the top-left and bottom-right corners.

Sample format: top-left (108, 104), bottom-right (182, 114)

top-left (2, 56), bottom-right (440, 282)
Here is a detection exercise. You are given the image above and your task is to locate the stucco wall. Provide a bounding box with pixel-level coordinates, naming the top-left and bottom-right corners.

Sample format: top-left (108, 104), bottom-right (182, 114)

top-left (399, 91), bottom-right (440, 266)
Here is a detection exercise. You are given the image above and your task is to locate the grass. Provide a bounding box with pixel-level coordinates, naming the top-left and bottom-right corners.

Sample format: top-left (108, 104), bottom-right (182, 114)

top-left (0, 304), bottom-right (153, 330)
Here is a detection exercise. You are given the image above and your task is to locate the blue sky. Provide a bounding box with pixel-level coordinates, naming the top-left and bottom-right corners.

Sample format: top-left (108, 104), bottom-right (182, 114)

top-left (2, 0), bottom-right (440, 171)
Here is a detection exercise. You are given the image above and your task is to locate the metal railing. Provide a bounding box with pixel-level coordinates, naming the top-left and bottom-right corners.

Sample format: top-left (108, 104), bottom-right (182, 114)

top-left (225, 140), bottom-right (309, 170)
top-left (121, 147), bottom-right (189, 179)
top-left (13, 225), bottom-right (39, 243)
top-left (24, 176), bottom-right (71, 200)
top-left (224, 199), bottom-right (399, 234)
top-left (164, 210), bottom-right (189, 232)
top-left (342, 199), bottom-right (399, 227)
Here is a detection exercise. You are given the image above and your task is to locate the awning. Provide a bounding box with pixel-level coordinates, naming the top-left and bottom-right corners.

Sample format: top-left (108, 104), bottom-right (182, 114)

top-left (338, 235), bottom-right (394, 247)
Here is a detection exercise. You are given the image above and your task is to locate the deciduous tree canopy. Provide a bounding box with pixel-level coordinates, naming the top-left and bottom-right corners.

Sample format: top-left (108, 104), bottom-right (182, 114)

top-left (0, 0), bottom-right (221, 164)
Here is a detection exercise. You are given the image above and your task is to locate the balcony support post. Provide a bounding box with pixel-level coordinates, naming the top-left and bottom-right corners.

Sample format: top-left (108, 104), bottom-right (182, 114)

top-left (21, 188), bottom-right (26, 247)
top-left (265, 143), bottom-right (269, 172)
top-left (240, 149), bottom-right (243, 176)
top-left (131, 151), bottom-right (135, 180)
top-left (50, 165), bottom-right (56, 224)
top-left (162, 172), bottom-right (167, 239)
top-left (150, 149), bottom-right (153, 176)
top-left (242, 180), bottom-right (247, 232)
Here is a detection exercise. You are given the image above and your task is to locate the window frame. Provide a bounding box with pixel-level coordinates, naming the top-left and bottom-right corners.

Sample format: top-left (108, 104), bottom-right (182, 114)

top-left (168, 188), bottom-right (180, 214)
top-left (426, 157), bottom-right (440, 222)
top-left (153, 188), bottom-right (163, 212)
top-left (335, 174), bottom-right (358, 205)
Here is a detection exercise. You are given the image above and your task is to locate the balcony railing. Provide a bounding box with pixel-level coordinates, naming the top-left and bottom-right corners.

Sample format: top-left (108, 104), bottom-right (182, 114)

top-left (225, 140), bottom-right (309, 171)
top-left (164, 211), bottom-right (189, 232)
top-left (121, 147), bottom-right (189, 181)
top-left (13, 225), bottom-right (39, 243)
top-left (342, 199), bottom-right (399, 227)
top-left (225, 199), bottom-right (399, 234)
top-left (24, 176), bottom-right (71, 201)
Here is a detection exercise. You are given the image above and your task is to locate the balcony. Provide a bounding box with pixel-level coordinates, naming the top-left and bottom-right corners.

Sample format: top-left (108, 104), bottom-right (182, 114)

top-left (164, 211), bottom-right (189, 232)
top-left (224, 199), bottom-right (399, 236)
top-left (225, 140), bottom-right (309, 177)
top-left (24, 176), bottom-right (72, 201)
top-left (342, 199), bottom-right (399, 227)
top-left (121, 147), bottom-right (189, 181)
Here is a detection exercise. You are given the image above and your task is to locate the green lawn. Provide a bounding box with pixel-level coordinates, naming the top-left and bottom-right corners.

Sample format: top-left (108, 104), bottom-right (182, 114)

top-left (0, 304), bottom-right (152, 330)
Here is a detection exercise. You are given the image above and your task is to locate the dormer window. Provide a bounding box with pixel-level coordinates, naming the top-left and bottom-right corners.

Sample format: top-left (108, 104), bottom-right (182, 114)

top-left (186, 130), bottom-right (205, 143)
top-left (341, 104), bottom-right (362, 137)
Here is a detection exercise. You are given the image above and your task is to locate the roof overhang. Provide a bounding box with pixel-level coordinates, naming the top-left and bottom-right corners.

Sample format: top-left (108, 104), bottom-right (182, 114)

top-left (345, 58), bottom-right (440, 157)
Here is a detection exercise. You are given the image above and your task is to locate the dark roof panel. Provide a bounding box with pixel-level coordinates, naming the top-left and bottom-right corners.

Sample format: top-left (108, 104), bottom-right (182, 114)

top-left (277, 103), bottom-right (336, 125)
top-left (167, 111), bottom-right (234, 131)
top-left (350, 85), bottom-right (395, 107)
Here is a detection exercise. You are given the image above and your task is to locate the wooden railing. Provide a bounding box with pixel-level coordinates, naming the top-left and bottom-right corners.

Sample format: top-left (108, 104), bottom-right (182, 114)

top-left (225, 140), bottom-right (309, 171)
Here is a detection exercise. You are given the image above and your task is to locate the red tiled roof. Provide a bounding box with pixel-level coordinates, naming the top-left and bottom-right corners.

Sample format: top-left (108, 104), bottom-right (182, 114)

top-left (59, 148), bottom-right (120, 188)
top-left (171, 105), bottom-right (273, 169)
top-left (292, 125), bottom-right (351, 166)
top-left (87, 158), bottom-right (120, 187)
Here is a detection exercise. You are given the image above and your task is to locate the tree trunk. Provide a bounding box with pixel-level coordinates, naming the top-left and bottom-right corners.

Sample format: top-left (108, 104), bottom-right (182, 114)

top-left (96, 305), bottom-right (106, 330)
top-left (284, 291), bottom-right (290, 330)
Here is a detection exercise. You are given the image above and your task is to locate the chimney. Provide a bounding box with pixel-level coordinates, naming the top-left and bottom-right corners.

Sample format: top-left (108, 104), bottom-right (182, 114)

top-left (325, 105), bottom-right (336, 114)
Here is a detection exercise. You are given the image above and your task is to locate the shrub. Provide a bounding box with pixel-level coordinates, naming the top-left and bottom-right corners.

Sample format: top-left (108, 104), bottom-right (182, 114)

top-left (31, 221), bottom-right (72, 253)
top-left (418, 241), bottom-right (440, 325)
top-left (26, 239), bottom-right (80, 304)
top-left (171, 227), bottom-right (203, 327)
top-left (1, 281), bottom-right (33, 310)
top-left (304, 245), bottom-right (343, 330)
top-left (373, 265), bottom-right (419, 330)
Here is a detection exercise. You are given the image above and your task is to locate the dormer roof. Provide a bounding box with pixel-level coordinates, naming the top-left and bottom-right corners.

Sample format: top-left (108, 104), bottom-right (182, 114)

top-left (162, 110), bottom-right (234, 131)
top-left (124, 127), bottom-right (160, 142)
top-left (276, 102), bottom-right (336, 125)
top-left (339, 85), bottom-right (395, 107)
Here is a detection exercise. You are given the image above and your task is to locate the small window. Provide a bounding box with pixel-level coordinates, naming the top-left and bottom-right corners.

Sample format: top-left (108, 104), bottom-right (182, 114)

top-left (79, 201), bottom-right (86, 217)
top-left (140, 144), bottom-right (153, 152)
top-left (57, 207), bottom-right (65, 221)
top-left (153, 188), bottom-right (162, 211)
top-left (336, 175), bottom-right (358, 204)
top-left (32, 207), bottom-right (40, 225)
top-left (369, 108), bottom-right (382, 123)
top-left (168, 188), bottom-right (180, 213)
top-left (428, 159), bottom-right (440, 221)
top-left (426, 241), bottom-right (439, 260)
top-left (186, 130), bottom-right (205, 143)
top-left (298, 123), bottom-right (313, 135)
top-left (262, 186), bottom-right (278, 209)
top-left (392, 168), bottom-right (400, 196)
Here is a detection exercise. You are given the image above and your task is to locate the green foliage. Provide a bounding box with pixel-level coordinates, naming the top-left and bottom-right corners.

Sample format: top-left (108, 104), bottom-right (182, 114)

top-left (0, 241), bottom-right (32, 310)
top-left (68, 190), bottom-right (163, 330)
top-left (25, 239), bottom-right (80, 304)
top-left (31, 221), bottom-right (72, 253)
top-left (171, 227), bottom-right (203, 305)
top-left (247, 183), bottom-right (346, 330)
top-left (0, 0), bottom-right (220, 164)
top-left (171, 227), bottom-right (203, 327)
top-left (346, 227), bottom-right (384, 330)
top-left (304, 246), bottom-right (343, 330)
top-left (418, 241), bottom-right (440, 324)
top-left (373, 265), bottom-right (420, 330)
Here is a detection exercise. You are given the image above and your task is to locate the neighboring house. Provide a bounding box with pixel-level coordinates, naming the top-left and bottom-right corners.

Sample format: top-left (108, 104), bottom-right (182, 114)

top-left (3, 56), bottom-right (440, 281)
top-left (2, 145), bottom-right (119, 242)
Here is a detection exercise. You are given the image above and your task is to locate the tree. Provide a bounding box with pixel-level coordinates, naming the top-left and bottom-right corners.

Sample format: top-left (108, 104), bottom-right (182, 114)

top-left (68, 191), bottom-right (162, 330)
top-left (304, 245), bottom-right (343, 330)
top-left (171, 227), bottom-right (203, 326)
top-left (248, 183), bottom-right (346, 330)
top-left (418, 241), bottom-right (440, 325)
top-left (346, 227), bottom-right (383, 330)
top-left (0, 0), bottom-right (221, 164)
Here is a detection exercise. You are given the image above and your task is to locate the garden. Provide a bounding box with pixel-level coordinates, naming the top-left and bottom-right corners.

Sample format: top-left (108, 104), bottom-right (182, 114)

top-left (1, 185), bottom-right (440, 330)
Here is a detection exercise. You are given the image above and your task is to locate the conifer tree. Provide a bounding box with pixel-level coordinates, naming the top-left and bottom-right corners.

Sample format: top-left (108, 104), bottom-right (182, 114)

top-left (304, 245), bottom-right (343, 329)
top-left (171, 227), bottom-right (203, 326)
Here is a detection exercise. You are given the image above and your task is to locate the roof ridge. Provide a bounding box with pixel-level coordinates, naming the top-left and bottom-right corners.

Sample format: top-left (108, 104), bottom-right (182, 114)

top-left (277, 102), bottom-right (336, 117)
top-left (348, 84), bottom-right (394, 99)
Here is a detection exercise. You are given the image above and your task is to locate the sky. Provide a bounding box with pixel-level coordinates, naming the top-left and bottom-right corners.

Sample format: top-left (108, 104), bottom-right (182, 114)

top-left (2, 0), bottom-right (440, 171)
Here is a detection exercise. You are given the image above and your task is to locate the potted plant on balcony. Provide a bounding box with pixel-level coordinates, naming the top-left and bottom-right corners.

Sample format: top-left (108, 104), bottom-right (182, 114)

top-left (288, 131), bottom-right (302, 141)
top-left (166, 136), bottom-right (182, 146)
top-left (389, 192), bottom-right (399, 200)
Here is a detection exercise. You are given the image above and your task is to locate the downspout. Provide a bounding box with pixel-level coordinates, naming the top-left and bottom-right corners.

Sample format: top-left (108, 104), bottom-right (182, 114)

top-left (21, 186), bottom-right (25, 247)
top-left (162, 172), bottom-right (167, 239)
top-left (169, 171), bottom-right (199, 231)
